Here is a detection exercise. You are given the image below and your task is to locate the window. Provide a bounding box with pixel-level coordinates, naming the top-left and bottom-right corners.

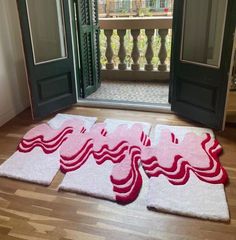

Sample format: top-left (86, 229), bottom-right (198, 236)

top-left (160, 0), bottom-right (166, 9)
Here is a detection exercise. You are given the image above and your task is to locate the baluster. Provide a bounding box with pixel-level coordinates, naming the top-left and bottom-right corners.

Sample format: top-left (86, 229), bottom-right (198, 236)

top-left (158, 29), bottom-right (168, 72)
top-left (117, 29), bottom-right (127, 70)
top-left (104, 29), bottom-right (114, 70)
top-left (106, 0), bottom-right (110, 17)
top-left (131, 29), bottom-right (140, 71)
top-left (145, 29), bottom-right (154, 71)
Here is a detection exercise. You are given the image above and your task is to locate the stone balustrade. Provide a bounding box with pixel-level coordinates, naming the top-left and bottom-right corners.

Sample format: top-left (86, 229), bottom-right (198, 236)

top-left (99, 17), bottom-right (172, 81)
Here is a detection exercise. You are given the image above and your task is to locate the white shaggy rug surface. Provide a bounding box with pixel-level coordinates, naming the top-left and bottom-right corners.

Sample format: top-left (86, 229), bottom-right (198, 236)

top-left (0, 114), bottom-right (97, 185)
top-left (59, 119), bottom-right (151, 203)
top-left (0, 116), bottom-right (229, 221)
top-left (143, 125), bottom-right (229, 221)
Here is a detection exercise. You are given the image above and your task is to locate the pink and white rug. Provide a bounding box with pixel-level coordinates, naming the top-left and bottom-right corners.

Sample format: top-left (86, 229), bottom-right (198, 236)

top-left (0, 114), bottom-right (97, 185)
top-left (141, 125), bottom-right (229, 221)
top-left (0, 116), bottom-right (230, 220)
top-left (59, 119), bottom-right (151, 204)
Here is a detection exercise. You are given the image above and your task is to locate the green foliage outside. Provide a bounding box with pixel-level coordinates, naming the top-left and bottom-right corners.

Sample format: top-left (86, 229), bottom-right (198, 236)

top-left (138, 7), bottom-right (154, 17)
top-left (100, 29), bottom-right (172, 69)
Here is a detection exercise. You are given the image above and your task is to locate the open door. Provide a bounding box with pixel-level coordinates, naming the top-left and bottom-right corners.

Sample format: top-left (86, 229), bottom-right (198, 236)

top-left (17, 0), bottom-right (77, 119)
top-left (170, 0), bottom-right (236, 130)
top-left (74, 0), bottom-right (101, 97)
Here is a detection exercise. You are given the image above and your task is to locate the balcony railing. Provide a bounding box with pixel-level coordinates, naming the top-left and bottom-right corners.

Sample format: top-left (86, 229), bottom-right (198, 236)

top-left (99, 17), bottom-right (172, 81)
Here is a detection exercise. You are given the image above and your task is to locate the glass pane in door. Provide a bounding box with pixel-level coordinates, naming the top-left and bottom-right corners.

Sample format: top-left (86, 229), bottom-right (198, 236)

top-left (181, 0), bottom-right (228, 67)
top-left (26, 0), bottom-right (67, 64)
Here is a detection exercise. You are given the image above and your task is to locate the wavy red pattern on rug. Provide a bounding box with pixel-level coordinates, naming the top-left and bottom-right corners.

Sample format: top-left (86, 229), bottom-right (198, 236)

top-left (18, 126), bottom-right (73, 154)
top-left (111, 146), bottom-right (143, 204)
top-left (60, 123), bottom-right (150, 204)
top-left (141, 131), bottom-right (228, 185)
top-left (60, 124), bottom-right (107, 173)
top-left (60, 139), bottom-right (94, 173)
top-left (17, 119), bottom-right (86, 155)
top-left (93, 125), bottom-right (150, 204)
top-left (17, 120), bottom-right (227, 203)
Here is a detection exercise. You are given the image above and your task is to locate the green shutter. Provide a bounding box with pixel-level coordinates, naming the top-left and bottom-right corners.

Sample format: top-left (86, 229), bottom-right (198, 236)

top-left (76, 0), bottom-right (100, 97)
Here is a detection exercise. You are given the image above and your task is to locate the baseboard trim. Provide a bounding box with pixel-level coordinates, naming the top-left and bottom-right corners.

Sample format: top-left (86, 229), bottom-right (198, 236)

top-left (0, 102), bottom-right (29, 127)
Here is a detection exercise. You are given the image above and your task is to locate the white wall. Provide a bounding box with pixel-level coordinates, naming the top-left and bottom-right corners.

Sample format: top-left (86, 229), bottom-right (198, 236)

top-left (0, 0), bottom-right (29, 126)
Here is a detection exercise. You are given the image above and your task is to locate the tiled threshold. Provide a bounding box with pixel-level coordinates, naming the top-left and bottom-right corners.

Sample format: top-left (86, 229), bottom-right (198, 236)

top-left (86, 80), bottom-right (169, 105)
top-left (76, 98), bottom-right (171, 113)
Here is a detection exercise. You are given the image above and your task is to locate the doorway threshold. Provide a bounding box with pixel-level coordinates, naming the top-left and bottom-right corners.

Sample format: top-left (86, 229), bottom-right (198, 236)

top-left (76, 98), bottom-right (172, 113)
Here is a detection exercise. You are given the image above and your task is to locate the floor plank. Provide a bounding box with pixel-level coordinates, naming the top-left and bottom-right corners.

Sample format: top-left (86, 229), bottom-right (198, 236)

top-left (0, 107), bottom-right (236, 240)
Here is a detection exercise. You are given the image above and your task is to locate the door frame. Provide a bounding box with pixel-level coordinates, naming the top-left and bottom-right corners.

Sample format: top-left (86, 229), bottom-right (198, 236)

top-left (69, 0), bottom-right (81, 100)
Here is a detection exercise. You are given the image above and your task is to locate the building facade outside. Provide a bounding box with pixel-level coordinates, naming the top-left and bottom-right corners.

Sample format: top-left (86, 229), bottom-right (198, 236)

top-left (98, 0), bottom-right (174, 17)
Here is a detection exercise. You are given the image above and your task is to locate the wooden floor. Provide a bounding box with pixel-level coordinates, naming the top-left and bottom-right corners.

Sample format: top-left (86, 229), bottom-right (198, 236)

top-left (0, 107), bottom-right (236, 240)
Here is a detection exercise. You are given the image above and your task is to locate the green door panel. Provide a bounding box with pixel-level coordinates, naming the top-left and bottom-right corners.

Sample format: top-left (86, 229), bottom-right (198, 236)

top-left (170, 0), bottom-right (236, 130)
top-left (17, 0), bottom-right (77, 119)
